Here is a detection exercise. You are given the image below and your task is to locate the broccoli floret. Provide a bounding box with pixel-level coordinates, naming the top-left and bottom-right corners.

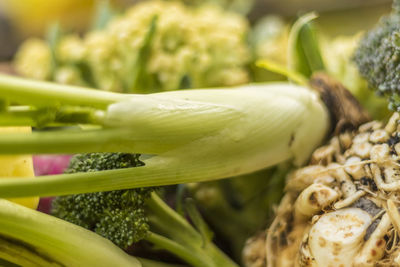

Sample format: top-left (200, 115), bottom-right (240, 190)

top-left (65, 152), bottom-right (145, 172)
top-left (50, 153), bottom-right (239, 267)
top-left (51, 153), bottom-right (153, 249)
top-left (353, 0), bottom-right (400, 110)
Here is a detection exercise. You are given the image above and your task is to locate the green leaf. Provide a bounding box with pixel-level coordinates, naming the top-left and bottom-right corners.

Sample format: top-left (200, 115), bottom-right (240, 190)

top-left (74, 61), bottom-right (97, 88)
top-left (45, 23), bottom-right (63, 80)
top-left (288, 12), bottom-right (325, 78)
top-left (126, 16), bottom-right (158, 93)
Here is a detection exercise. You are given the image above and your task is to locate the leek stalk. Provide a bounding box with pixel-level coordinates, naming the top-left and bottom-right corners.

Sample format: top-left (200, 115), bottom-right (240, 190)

top-left (0, 75), bottom-right (330, 197)
top-left (0, 199), bottom-right (141, 266)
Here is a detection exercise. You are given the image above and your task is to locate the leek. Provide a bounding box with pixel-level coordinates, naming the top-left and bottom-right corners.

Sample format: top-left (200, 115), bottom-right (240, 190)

top-left (0, 199), bottom-right (141, 266)
top-left (0, 74), bottom-right (329, 197)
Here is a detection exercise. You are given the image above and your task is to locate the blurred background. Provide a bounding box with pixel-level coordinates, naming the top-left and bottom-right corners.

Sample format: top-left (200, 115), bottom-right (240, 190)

top-left (0, 0), bottom-right (392, 61)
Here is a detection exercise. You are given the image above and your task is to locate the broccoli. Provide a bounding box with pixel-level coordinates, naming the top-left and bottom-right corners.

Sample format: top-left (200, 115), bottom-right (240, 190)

top-left (187, 163), bottom-right (289, 261)
top-left (353, 0), bottom-right (400, 111)
top-left (51, 152), bottom-right (238, 267)
top-left (52, 153), bottom-right (151, 249)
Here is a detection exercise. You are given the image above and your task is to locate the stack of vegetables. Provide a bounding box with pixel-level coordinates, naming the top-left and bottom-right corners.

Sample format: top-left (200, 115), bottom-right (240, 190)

top-left (243, 1), bottom-right (400, 266)
top-left (0, 0), bottom-right (399, 266)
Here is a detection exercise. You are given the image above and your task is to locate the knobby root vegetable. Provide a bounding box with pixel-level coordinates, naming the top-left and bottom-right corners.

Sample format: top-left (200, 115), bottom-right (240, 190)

top-left (244, 112), bottom-right (400, 267)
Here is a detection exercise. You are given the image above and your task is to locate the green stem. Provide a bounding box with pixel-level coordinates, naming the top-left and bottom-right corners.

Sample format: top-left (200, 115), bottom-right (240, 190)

top-left (145, 233), bottom-right (207, 267)
top-left (147, 194), bottom-right (238, 267)
top-left (0, 106), bottom-right (99, 127)
top-left (0, 128), bottom-right (137, 154)
top-left (0, 74), bottom-right (125, 109)
top-left (147, 193), bottom-right (201, 245)
top-left (0, 235), bottom-right (57, 267)
top-left (0, 163), bottom-right (172, 197)
top-left (0, 199), bottom-right (141, 267)
top-left (0, 109), bottom-right (37, 126)
top-left (51, 106), bottom-right (100, 125)
top-left (0, 125), bottom-right (182, 155)
top-left (0, 153), bottom-right (231, 197)
top-left (138, 257), bottom-right (188, 267)
top-left (202, 243), bottom-right (239, 267)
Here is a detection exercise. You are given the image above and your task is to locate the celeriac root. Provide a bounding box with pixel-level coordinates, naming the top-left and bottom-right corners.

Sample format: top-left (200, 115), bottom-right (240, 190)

top-left (244, 112), bottom-right (400, 267)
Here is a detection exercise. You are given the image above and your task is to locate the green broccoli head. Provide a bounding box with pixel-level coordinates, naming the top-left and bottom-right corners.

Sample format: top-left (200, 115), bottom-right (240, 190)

top-left (51, 153), bottom-right (153, 249)
top-left (353, 0), bottom-right (400, 110)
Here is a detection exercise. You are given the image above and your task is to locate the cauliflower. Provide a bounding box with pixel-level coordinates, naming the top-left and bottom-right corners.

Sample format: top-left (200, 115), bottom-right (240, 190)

top-left (14, 1), bottom-right (250, 93)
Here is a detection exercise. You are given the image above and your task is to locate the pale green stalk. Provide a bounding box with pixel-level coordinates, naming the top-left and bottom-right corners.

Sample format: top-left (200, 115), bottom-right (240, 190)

top-left (145, 233), bottom-right (207, 267)
top-left (0, 106), bottom-right (99, 127)
top-left (0, 199), bottom-right (141, 267)
top-left (0, 75), bottom-right (330, 198)
top-left (0, 74), bottom-right (124, 108)
top-left (146, 193), bottom-right (238, 267)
